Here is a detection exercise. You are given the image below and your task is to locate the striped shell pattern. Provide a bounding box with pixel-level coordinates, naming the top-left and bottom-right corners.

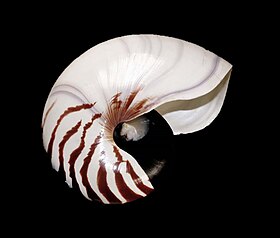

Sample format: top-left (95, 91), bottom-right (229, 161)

top-left (42, 35), bottom-right (232, 204)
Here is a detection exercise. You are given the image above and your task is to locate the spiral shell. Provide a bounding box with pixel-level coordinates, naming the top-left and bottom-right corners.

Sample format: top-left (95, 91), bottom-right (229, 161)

top-left (42, 34), bottom-right (232, 204)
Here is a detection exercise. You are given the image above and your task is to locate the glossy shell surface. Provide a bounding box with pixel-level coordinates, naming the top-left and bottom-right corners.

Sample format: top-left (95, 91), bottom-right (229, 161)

top-left (42, 35), bottom-right (232, 204)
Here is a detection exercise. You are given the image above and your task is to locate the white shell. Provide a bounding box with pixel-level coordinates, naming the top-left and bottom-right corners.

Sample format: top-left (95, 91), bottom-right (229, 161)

top-left (42, 34), bottom-right (232, 204)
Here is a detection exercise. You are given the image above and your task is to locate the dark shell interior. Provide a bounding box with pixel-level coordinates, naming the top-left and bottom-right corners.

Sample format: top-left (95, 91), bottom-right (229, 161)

top-left (113, 109), bottom-right (174, 192)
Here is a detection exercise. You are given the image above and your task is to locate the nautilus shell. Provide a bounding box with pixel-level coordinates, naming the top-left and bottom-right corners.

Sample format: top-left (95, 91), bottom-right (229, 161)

top-left (42, 34), bottom-right (232, 204)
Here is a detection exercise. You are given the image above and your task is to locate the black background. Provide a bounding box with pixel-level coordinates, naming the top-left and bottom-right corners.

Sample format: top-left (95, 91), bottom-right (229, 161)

top-left (6, 5), bottom-right (264, 233)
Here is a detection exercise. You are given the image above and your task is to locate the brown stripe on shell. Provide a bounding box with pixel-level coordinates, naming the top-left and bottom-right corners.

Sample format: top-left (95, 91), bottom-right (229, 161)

top-left (113, 145), bottom-right (152, 201)
top-left (97, 159), bottom-right (122, 204)
top-left (114, 162), bottom-right (143, 202)
top-left (113, 145), bottom-right (123, 162)
top-left (58, 120), bottom-right (82, 178)
top-left (111, 92), bottom-right (122, 110)
top-left (122, 89), bottom-right (140, 112)
top-left (125, 98), bottom-right (150, 119)
top-left (127, 162), bottom-right (153, 195)
top-left (68, 113), bottom-right (102, 189)
top-left (80, 134), bottom-right (102, 201)
top-left (110, 92), bottom-right (122, 128)
top-left (47, 103), bottom-right (94, 156)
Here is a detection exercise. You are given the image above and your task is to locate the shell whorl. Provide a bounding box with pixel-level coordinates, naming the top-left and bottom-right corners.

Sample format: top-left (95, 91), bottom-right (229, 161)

top-left (42, 34), bottom-right (232, 204)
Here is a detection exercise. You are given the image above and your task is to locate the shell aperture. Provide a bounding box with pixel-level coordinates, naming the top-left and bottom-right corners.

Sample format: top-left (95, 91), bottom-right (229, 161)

top-left (42, 34), bottom-right (232, 204)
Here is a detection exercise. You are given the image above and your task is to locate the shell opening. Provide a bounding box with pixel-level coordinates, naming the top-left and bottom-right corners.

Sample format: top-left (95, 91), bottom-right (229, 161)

top-left (155, 70), bottom-right (231, 135)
